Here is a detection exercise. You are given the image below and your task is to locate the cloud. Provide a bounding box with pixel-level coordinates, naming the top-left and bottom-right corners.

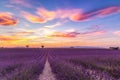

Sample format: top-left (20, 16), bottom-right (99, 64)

top-left (48, 32), bottom-right (78, 38)
top-left (65, 28), bottom-right (76, 32)
top-left (48, 30), bottom-right (105, 38)
top-left (70, 6), bottom-right (120, 21)
top-left (36, 8), bottom-right (82, 21)
top-left (44, 22), bottom-right (62, 28)
top-left (37, 8), bottom-right (56, 21)
top-left (69, 14), bottom-right (87, 22)
top-left (95, 6), bottom-right (120, 16)
top-left (79, 25), bottom-right (106, 35)
top-left (114, 31), bottom-right (120, 36)
top-left (0, 12), bottom-right (18, 26)
top-left (0, 35), bottom-right (19, 41)
top-left (81, 30), bottom-right (105, 35)
top-left (56, 9), bottom-right (83, 20)
top-left (23, 8), bottom-right (82, 23)
top-left (22, 11), bottom-right (46, 23)
top-left (48, 25), bottom-right (105, 38)
top-left (22, 8), bottom-right (56, 23)
top-left (10, 0), bottom-right (32, 8)
top-left (16, 31), bottom-right (34, 35)
top-left (22, 6), bottom-right (120, 23)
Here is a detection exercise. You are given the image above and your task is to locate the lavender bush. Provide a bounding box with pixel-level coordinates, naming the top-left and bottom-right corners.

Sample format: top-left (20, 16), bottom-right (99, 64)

top-left (0, 48), bottom-right (46, 80)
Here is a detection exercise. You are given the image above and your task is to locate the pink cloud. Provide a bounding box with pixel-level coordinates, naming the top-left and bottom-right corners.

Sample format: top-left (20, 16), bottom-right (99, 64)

top-left (37, 8), bottom-right (56, 21)
top-left (56, 9), bottom-right (82, 19)
top-left (48, 25), bottom-right (105, 38)
top-left (0, 12), bottom-right (18, 26)
top-left (36, 8), bottom-right (82, 22)
top-left (82, 30), bottom-right (106, 35)
top-left (69, 13), bottom-right (87, 22)
top-left (48, 30), bottom-right (105, 38)
top-left (22, 6), bottom-right (120, 23)
top-left (96, 6), bottom-right (120, 16)
top-left (71, 6), bottom-right (120, 21)
top-left (48, 32), bottom-right (78, 38)
top-left (114, 31), bottom-right (120, 36)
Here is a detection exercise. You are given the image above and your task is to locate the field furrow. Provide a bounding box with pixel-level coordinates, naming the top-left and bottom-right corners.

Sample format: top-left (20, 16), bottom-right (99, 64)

top-left (39, 59), bottom-right (56, 80)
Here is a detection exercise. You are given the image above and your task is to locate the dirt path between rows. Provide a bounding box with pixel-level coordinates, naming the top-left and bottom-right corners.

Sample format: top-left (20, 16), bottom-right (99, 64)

top-left (39, 59), bottom-right (56, 80)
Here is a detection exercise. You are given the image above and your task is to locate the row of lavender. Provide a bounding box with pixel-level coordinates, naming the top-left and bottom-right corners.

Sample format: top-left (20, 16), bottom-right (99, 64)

top-left (48, 48), bottom-right (120, 80)
top-left (0, 48), bottom-right (46, 80)
top-left (1, 48), bottom-right (120, 80)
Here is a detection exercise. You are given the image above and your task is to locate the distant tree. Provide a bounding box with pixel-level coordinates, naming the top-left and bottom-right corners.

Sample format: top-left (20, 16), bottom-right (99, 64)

top-left (70, 46), bottom-right (74, 48)
top-left (26, 45), bottom-right (29, 48)
top-left (41, 45), bottom-right (44, 48)
top-left (1, 47), bottom-right (4, 48)
top-left (109, 47), bottom-right (119, 50)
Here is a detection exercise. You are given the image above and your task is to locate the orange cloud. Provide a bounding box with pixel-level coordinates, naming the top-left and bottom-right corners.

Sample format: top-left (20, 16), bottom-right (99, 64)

top-left (16, 31), bottom-right (34, 35)
top-left (22, 8), bottom-right (57, 23)
top-left (69, 13), bottom-right (88, 22)
top-left (0, 35), bottom-right (34, 47)
top-left (22, 11), bottom-right (46, 23)
top-left (0, 12), bottom-right (18, 26)
top-left (0, 35), bottom-right (20, 41)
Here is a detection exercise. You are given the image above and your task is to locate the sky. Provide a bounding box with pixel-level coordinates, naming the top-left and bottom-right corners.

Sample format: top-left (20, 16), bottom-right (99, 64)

top-left (0, 0), bottom-right (120, 48)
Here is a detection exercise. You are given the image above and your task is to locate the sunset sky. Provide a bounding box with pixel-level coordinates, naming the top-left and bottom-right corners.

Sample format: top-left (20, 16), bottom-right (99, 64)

top-left (0, 0), bottom-right (120, 48)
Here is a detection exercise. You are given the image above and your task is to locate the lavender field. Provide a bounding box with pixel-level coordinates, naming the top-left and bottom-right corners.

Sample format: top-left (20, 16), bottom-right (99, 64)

top-left (0, 48), bottom-right (120, 80)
